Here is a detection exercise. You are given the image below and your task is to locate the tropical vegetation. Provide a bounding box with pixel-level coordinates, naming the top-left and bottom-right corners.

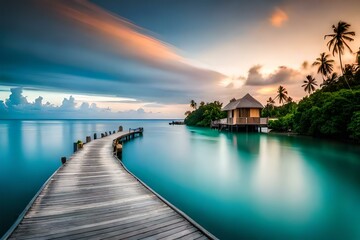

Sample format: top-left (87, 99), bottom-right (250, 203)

top-left (302, 75), bottom-right (318, 94)
top-left (185, 21), bottom-right (360, 142)
top-left (274, 85), bottom-right (288, 104)
top-left (264, 21), bottom-right (360, 141)
top-left (184, 100), bottom-right (226, 127)
top-left (312, 52), bottom-right (334, 82)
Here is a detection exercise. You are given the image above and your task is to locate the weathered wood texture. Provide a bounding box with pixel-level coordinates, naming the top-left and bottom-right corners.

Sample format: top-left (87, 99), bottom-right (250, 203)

top-left (8, 132), bottom-right (210, 240)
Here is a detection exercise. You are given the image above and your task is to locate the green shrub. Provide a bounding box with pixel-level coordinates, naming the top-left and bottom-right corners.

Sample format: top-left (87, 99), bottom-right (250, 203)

top-left (348, 111), bottom-right (360, 141)
top-left (268, 113), bottom-right (294, 132)
top-left (185, 101), bottom-right (227, 127)
top-left (294, 89), bottom-right (360, 139)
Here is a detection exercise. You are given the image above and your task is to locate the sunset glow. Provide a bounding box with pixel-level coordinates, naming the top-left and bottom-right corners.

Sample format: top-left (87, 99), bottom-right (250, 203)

top-left (1, 0), bottom-right (360, 118)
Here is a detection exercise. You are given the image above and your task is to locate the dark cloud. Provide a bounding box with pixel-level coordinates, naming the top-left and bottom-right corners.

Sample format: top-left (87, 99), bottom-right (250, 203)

top-left (245, 65), bottom-right (300, 86)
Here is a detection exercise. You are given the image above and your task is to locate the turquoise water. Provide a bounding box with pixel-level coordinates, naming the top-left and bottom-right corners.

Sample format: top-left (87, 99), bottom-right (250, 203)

top-left (1, 120), bottom-right (360, 239)
top-left (122, 124), bottom-right (360, 239)
top-left (0, 119), bottom-right (157, 237)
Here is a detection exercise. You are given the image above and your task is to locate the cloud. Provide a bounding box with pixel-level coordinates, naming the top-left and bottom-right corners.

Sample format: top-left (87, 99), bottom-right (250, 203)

top-left (270, 8), bottom-right (288, 27)
top-left (245, 65), bottom-right (300, 86)
top-left (0, 1), bottom-right (226, 104)
top-left (5, 88), bottom-right (28, 107)
top-left (0, 87), bottom-right (159, 119)
top-left (0, 100), bottom-right (7, 112)
top-left (60, 96), bottom-right (76, 111)
top-left (34, 96), bottom-right (43, 110)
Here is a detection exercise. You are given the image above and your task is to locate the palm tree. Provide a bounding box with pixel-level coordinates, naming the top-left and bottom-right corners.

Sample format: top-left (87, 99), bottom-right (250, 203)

top-left (344, 64), bottom-right (356, 79)
top-left (322, 72), bottom-right (338, 87)
top-left (274, 86), bottom-right (288, 104)
top-left (312, 52), bottom-right (334, 82)
top-left (302, 75), bottom-right (318, 94)
top-left (286, 97), bottom-right (293, 103)
top-left (190, 100), bottom-right (197, 110)
top-left (199, 101), bottom-right (205, 107)
top-left (184, 110), bottom-right (192, 116)
top-left (356, 47), bottom-right (360, 71)
top-left (267, 97), bottom-right (275, 106)
top-left (324, 21), bottom-right (355, 88)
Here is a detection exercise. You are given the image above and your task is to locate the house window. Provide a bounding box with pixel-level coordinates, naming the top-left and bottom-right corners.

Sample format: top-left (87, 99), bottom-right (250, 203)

top-left (239, 109), bottom-right (250, 117)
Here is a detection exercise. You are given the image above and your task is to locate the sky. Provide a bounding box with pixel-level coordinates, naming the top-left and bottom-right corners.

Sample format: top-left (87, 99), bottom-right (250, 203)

top-left (0, 0), bottom-right (360, 119)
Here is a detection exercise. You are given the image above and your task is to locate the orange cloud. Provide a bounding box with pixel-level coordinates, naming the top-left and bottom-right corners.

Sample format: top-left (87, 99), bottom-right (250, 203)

top-left (270, 8), bottom-right (288, 27)
top-left (48, 0), bottom-right (182, 63)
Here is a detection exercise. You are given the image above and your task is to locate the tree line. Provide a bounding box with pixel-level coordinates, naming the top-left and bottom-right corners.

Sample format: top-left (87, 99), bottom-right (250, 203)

top-left (184, 21), bottom-right (360, 142)
top-left (266, 21), bottom-right (360, 141)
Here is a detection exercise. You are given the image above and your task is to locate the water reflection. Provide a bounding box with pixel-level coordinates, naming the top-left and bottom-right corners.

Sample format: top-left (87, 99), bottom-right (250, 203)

top-left (0, 119), bottom-right (148, 237)
top-left (124, 127), bottom-right (360, 240)
top-left (2, 121), bottom-right (360, 239)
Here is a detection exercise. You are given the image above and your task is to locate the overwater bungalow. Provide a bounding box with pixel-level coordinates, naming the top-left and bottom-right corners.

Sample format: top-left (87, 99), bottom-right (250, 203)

top-left (212, 93), bottom-right (268, 132)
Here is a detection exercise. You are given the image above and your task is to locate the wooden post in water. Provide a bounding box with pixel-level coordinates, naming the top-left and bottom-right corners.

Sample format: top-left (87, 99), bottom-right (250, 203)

top-left (105, 132), bottom-right (108, 137)
top-left (94, 133), bottom-right (97, 140)
top-left (73, 142), bottom-right (78, 153)
top-left (118, 126), bottom-right (123, 132)
top-left (61, 157), bottom-right (66, 164)
top-left (116, 143), bottom-right (123, 159)
top-left (109, 131), bottom-right (111, 135)
top-left (101, 133), bottom-right (104, 138)
top-left (113, 130), bottom-right (115, 134)
top-left (86, 136), bottom-right (91, 143)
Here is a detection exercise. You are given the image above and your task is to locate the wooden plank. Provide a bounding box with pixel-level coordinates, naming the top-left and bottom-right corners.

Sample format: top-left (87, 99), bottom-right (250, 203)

top-left (6, 130), bottom-right (213, 240)
top-left (176, 231), bottom-right (204, 240)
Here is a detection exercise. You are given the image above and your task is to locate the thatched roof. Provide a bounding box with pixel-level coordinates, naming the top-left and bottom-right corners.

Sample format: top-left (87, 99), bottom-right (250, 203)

top-left (222, 93), bottom-right (264, 111)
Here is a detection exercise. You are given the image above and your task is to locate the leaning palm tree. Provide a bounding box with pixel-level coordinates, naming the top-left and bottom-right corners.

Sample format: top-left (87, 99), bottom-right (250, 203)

top-left (184, 110), bottom-right (192, 116)
top-left (302, 75), bottom-right (318, 94)
top-left (190, 100), bottom-right (197, 110)
top-left (324, 21), bottom-right (355, 88)
top-left (286, 97), bottom-right (293, 103)
top-left (312, 52), bottom-right (334, 82)
top-left (274, 86), bottom-right (288, 104)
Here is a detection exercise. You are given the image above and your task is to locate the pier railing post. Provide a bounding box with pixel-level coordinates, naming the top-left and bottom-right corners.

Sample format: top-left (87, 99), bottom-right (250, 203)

top-left (86, 136), bottom-right (91, 143)
top-left (73, 142), bottom-right (78, 153)
top-left (61, 157), bottom-right (66, 164)
top-left (94, 133), bottom-right (97, 140)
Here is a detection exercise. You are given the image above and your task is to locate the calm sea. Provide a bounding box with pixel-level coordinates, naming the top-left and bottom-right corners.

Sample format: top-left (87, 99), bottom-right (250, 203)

top-left (1, 120), bottom-right (360, 239)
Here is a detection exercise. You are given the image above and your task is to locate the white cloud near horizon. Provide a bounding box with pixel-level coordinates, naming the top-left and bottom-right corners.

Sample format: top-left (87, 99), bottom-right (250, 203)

top-left (0, 88), bottom-right (162, 119)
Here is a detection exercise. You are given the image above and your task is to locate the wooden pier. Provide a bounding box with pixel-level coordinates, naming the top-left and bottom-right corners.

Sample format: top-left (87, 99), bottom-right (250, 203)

top-left (4, 129), bottom-right (213, 239)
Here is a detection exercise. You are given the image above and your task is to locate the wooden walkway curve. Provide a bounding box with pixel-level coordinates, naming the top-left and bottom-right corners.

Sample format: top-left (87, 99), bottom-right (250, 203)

top-left (6, 131), bottom-right (212, 240)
